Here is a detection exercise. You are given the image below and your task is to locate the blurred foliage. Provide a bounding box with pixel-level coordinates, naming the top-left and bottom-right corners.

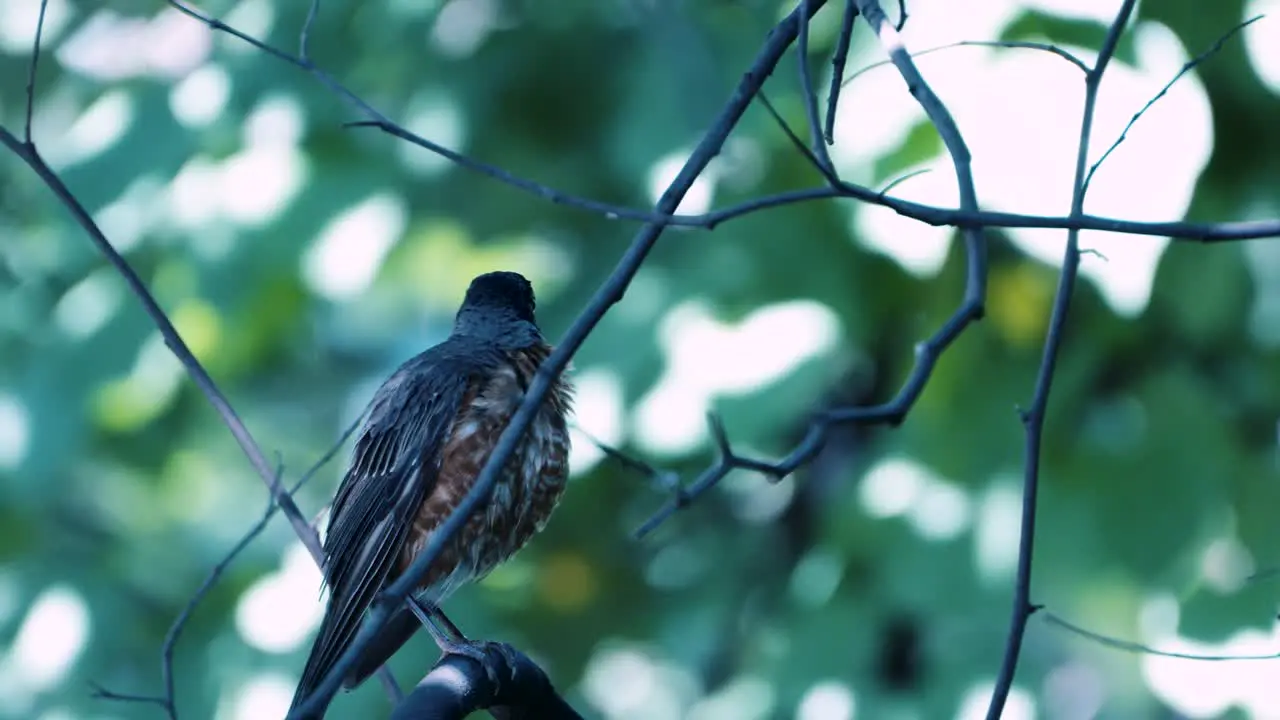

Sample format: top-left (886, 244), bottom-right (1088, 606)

top-left (2, 0), bottom-right (1280, 719)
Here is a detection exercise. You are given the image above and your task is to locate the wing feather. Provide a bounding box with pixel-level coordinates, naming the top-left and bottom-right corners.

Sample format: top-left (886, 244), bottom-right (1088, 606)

top-left (287, 341), bottom-right (501, 716)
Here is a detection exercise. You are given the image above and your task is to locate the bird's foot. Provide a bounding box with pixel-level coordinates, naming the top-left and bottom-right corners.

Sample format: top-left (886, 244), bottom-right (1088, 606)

top-left (436, 637), bottom-right (523, 693)
top-left (403, 596), bottom-right (520, 692)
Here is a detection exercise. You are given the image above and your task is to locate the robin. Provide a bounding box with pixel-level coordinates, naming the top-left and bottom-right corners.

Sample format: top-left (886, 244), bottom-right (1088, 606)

top-left (287, 270), bottom-right (573, 716)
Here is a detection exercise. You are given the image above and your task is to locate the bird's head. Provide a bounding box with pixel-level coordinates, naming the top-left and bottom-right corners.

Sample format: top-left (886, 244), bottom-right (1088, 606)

top-left (452, 271), bottom-right (540, 343)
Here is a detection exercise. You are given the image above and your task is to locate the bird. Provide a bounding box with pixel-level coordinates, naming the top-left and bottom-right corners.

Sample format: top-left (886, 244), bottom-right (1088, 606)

top-left (287, 270), bottom-right (573, 717)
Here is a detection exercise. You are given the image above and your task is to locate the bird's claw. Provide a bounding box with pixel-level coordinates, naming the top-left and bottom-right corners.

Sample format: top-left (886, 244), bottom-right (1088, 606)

top-left (437, 638), bottom-right (521, 693)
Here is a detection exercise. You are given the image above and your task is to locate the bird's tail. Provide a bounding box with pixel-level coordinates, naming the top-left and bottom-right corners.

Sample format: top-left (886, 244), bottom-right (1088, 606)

top-left (287, 607), bottom-right (421, 718)
top-left (287, 606), bottom-right (348, 719)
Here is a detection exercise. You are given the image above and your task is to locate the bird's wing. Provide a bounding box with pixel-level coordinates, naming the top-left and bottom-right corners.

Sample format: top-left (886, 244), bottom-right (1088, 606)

top-left (288, 344), bottom-right (495, 716)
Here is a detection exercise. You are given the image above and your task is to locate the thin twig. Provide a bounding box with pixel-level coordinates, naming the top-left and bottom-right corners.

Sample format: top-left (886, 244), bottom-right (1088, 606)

top-left (574, 422), bottom-right (683, 496)
top-left (756, 92), bottom-right (839, 184)
top-left (878, 167), bottom-right (930, 194)
top-left (148, 422), bottom-right (360, 716)
top-left (830, 198), bottom-right (1280, 242)
top-left (164, 0), bottom-right (678, 227)
top-left (300, 0), bottom-right (322, 61)
top-left (0, 139), bottom-right (318, 553)
top-left (1042, 611), bottom-right (1280, 661)
top-left (89, 683), bottom-right (170, 710)
top-left (1082, 15), bottom-right (1264, 193)
top-left (635, 0), bottom-right (990, 537)
top-left (158, 488), bottom-right (282, 718)
top-left (824, 0), bottom-right (858, 144)
top-left (841, 39), bottom-right (1090, 87)
top-left (155, 0), bottom-right (1280, 244)
top-left (796, 0), bottom-right (836, 171)
top-left (23, 0), bottom-right (50, 142)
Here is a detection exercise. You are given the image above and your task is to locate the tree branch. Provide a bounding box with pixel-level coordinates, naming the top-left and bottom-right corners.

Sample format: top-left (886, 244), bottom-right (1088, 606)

top-left (1082, 14), bottom-right (1263, 193)
top-left (796, 0), bottom-right (836, 172)
top-left (159, 0), bottom-right (1280, 243)
top-left (637, 0), bottom-right (990, 537)
top-left (824, 0), bottom-right (858, 144)
top-left (1041, 610), bottom-right (1280, 661)
top-left (286, 2), bottom-right (832, 716)
top-left (389, 647), bottom-right (582, 720)
top-left (0, 1), bottom-right (405, 710)
top-left (985, 2), bottom-right (1138, 717)
top-left (0, 132), bottom-right (324, 561)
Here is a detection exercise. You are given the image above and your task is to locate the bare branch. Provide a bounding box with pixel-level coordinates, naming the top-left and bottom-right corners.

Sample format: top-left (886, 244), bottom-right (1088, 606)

top-left (286, 3), bottom-right (833, 715)
top-left (0, 132), bottom-right (404, 717)
top-left (575, 423), bottom-right (683, 496)
top-left (1042, 611), bottom-right (1280, 661)
top-left (23, 0), bottom-right (50, 142)
top-left (10, 0), bottom-right (320, 603)
top-left (127, 422), bottom-right (359, 716)
top-left (162, 0), bottom-right (677, 227)
top-left (389, 647), bottom-right (583, 720)
top-left (852, 0), bottom-right (983, 261)
top-left (878, 167), bottom-right (931, 194)
top-left (841, 40), bottom-right (1090, 87)
top-left (340, 118), bottom-right (677, 223)
top-left (824, 0), bottom-right (858, 144)
top-left (1083, 14), bottom-right (1264, 193)
top-left (986, 2), bottom-right (1138, 717)
top-left (1, 2), bottom-right (405, 708)
top-left (756, 92), bottom-right (839, 184)
top-left (797, 0), bottom-right (836, 171)
top-left (637, 0), bottom-right (991, 538)
top-left (300, 0), bottom-right (322, 61)
top-left (154, 487), bottom-right (283, 718)
top-left (703, 183), bottom-right (1280, 241)
top-left (156, 1), bottom-right (1279, 246)
top-left (89, 683), bottom-right (169, 710)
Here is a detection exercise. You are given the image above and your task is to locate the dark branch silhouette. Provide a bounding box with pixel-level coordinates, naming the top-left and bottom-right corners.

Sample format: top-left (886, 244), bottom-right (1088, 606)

top-left (85, 422), bottom-right (375, 718)
top-left (796, 0), bottom-right (837, 173)
top-left (984, 3), bottom-right (1264, 715)
top-left (1082, 14), bottom-right (1264, 193)
top-left (824, 0), bottom-right (859, 144)
top-left (1041, 611), bottom-right (1280, 661)
top-left (389, 647), bottom-right (583, 720)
